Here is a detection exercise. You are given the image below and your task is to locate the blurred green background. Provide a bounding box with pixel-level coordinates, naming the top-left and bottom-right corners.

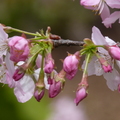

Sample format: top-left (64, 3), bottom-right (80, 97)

top-left (0, 0), bottom-right (120, 120)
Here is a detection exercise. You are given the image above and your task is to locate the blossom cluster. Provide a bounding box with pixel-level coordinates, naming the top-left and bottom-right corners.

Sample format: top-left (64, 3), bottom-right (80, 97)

top-left (0, 0), bottom-right (120, 106)
top-left (0, 25), bottom-right (81, 103)
top-left (0, 23), bottom-right (120, 106)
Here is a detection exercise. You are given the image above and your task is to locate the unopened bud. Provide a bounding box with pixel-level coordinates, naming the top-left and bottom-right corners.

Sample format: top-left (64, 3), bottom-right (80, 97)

top-left (102, 64), bottom-right (112, 73)
top-left (8, 36), bottom-right (29, 62)
top-left (108, 46), bottom-right (120, 60)
top-left (74, 87), bottom-right (87, 106)
top-left (63, 51), bottom-right (80, 80)
top-left (34, 89), bottom-right (45, 102)
top-left (13, 69), bottom-right (25, 81)
top-left (49, 80), bottom-right (62, 98)
top-left (44, 53), bottom-right (54, 74)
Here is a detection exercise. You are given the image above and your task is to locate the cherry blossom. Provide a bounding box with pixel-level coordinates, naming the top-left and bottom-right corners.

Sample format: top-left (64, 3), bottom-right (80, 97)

top-left (80, 0), bottom-right (120, 21)
top-left (82, 26), bottom-right (120, 91)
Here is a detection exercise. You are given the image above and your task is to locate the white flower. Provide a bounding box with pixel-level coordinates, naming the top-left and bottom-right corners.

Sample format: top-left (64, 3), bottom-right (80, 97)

top-left (82, 26), bottom-right (120, 91)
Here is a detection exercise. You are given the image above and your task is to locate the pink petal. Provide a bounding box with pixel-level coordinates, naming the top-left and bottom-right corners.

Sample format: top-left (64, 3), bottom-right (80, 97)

top-left (5, 52), bottom-right (15, 88)
top-left (106, 0), bottom-right (120, 9)
top-left (102, 11), bottom-right (120, 28)
top-left (80, 0), bottom-right (100, 6)
top-left (100, 3), bottom-right (110, 21)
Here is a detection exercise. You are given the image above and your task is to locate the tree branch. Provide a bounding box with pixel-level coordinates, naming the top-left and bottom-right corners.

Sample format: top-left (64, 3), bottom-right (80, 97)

top-left (52, 39), bottom-right (84, 48)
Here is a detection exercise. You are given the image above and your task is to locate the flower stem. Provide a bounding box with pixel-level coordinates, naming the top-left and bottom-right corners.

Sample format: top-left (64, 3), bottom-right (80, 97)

top-left (4, 26), bottom-right (41, 37)
top-left (83, 53), bottom-right (91, 77)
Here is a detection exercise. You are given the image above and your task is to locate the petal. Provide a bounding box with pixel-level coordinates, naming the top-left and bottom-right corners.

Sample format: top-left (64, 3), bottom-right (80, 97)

top-left (80, 0), bottom-right (100, 6)
top-left (103, 69), bottom-right (120, 91)
top-left (102, 11), bottom-right (120, 28)
top-left (14, 75), bottom-right (35, 103)
top-left (92, 26), bottom-right (107, 45)
top-left (0, 26), bottom-right (8, 41)
top-left (94, 59), bottom-right (104, 76)
top-left (105, 37), bottom-right (116, 45)
top-left (5, 52), bottom-right (15, 88)
top-left (100, 3), bottom-right (110, 21)
top-left (106, 0), bottom-right (120, 9)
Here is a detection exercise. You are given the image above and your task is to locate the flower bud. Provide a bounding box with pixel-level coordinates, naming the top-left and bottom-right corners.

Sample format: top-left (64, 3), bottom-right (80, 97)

top-left (44, 61), bottom-right (54, 74)
top-left (49, 80), bottom-right (62, 98)
top-left (63, 51), bottom-right (80, 80)
top-left (102, 64), bottom-right (112, 73)
top-left (74, 87), bottom-right (87, 106)
top-left (44, 53), bottom-right (54, 74)
top-left (8, 36), bottom-right (29, 62)
top-left (13, 69), bottom-right (25, 81)
top-left (34, 89), bottom-right (45, 102)
top-left (108, 46), bottom-right (120, 60)
top-left (98, 56), bottom-right (112, 73)
top-left (48, 76), bottom-right (53, 85)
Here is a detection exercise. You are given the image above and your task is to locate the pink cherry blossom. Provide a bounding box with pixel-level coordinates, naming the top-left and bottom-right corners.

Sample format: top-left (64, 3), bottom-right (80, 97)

top-left (80, 0), bottom-right (120, 22)
top-left (8, 36), bottom-right (30, 62)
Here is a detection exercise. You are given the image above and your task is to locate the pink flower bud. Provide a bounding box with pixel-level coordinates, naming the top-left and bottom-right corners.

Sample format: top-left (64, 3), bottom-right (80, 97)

top-left (44, 53), bottom-right (54, 74)
top-left (74, 87), bottom-right (87, 106)
top-left (108, 46), bottom-right (120, 60)
top-left (44, 61), bottom-right (54, 74)
top-left (48, 76), bottom-right (53, 85)
top-left (13, 69), bottom-right (25, 81)
top-left (102, 64), bottom-right (112, 73)
top-left (98, 57), bottom-right (112, 73)
top-left (63, 52), bottom-right (80, 80)
top-left (34, 89), bottom-right (45, 102)
top-left (49, 80), bottom-right (62, 98)
top-left (8, 36), bottom-right (29, 62)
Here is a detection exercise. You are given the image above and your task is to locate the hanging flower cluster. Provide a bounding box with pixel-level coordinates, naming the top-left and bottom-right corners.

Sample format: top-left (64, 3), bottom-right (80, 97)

top-left (0, 25), bottom-right (81, 103)
top-left (0, 23), bottom-right (120, 106)
top-left (0, 0), bottom-right (120, 106)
